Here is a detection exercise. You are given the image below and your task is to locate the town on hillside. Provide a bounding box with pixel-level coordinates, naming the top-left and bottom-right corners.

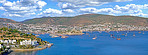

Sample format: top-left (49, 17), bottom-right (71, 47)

top-left (0, 22), bottom-right (148, 37)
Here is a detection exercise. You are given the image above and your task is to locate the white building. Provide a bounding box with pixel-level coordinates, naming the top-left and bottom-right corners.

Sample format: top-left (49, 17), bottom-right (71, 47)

top-left (0, 40), bottom-right (4, 43)
top-left (0, 44), bottom-right (3, 48)
top-left (0, 40), bottom-right (16, 44)
top-left (31, 40), bottom-right (38, 46)
top-left (20, 39), bottom-right (31, 45)
top-left (4, 40), bottom-right (8, 43)
top-left (20, 39), bottom-right (38, 45)
top-left (12, 40), bottom-right (16, 44)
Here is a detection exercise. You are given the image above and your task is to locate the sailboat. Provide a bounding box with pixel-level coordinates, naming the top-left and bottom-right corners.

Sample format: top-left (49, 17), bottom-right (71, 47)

top-left (117, 31), bottom-right (119, 33)
top-left (133, 34), bottom-right (135, 36)
top-left (143, 32), bottom-right (145, 34)
top-left (142, 31), bottom-right (145, 34)
top-left (125, 33), bottom-right (127, 36)
top-left (110, 34), bottom-right (113, 37)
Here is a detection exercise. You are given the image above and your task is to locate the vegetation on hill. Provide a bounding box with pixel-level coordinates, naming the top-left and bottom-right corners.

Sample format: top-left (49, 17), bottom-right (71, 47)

top-left (0, 27), bottom-right (48, 45)
top-left (22, 14), bottom-right (148, 26)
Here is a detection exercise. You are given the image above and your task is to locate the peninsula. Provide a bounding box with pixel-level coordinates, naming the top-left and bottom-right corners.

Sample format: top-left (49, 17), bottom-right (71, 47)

top-left (0, 27), bottom-right (53, 54)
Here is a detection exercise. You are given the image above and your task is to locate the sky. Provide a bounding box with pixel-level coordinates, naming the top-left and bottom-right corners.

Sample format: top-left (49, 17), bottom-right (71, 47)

top-left (0, 0), bottom-right (148, 21)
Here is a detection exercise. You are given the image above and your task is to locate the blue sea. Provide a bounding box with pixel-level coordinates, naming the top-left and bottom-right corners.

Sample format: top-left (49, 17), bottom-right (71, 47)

top-left (7, 31), bottom-right (148, 55)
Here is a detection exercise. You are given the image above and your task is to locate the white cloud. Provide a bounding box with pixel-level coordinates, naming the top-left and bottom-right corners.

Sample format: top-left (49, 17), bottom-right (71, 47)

top-left (79, 8), bottom-right (98, 13)
top-left (37, 1), bottom-right (47, 8)
top-left (3, 13), bottom-right (22, 17)
top-left (39, 8), bottom-right (76, 17)
top-left (39, 4), bottom-right (148, 18)
top-left (54, 0), bottom-right (132, 9)
top-left (43, 8), bottom-right (62, 14)
top-left (3, 1), bottom-right (14, 6)
top-left (0, 0), bottom-right (47, 18)
top-left (0, 0), bottom-right (6, 3)
top-left (39, 8), bottom-right (63, 17)
top-left (130, 13), bottom-right (148, 17)
top-left (62, 9), bottom-right (74, 13)
top-left (58, 3), bottom-right (83, 9)
top-left (0, 6), bottom-right (5, 10)
top-left (77, 4), bottom-right (148, 17)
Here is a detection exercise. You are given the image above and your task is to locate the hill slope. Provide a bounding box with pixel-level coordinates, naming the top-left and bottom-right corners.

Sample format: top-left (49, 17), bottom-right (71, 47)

top-left (22, 14), bottom-right (148, 26)
top-left (0, 18), bottom-right (18, 23)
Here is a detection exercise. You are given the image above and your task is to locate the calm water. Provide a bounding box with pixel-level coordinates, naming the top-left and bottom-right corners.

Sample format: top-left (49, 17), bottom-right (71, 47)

top-left (6, 31), bottom-right (148, 55)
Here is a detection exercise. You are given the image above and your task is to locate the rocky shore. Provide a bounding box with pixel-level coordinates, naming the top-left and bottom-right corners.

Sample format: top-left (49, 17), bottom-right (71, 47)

top-left (11, 43), bottom-right (53, 52)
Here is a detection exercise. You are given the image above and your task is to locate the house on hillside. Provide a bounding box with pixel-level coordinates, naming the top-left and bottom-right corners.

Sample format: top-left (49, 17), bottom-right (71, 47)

top-left (0, 39), bottom-right (16, 44)
top-left (20, 39), bottom-right (38, 46)
top-left (0, 44), bottom-right (3, 48)
top-left (20, 39), bottom-right (31, 45)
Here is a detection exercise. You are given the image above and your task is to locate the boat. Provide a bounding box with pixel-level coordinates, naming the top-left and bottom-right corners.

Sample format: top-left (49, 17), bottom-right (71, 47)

top-left (50, 34), bottom-right (59, 38)
top-left (61, 36), bottom-right (68, 38)
top-left (98, 31), bottom-right (102, 33)
top-left (139, 32), bottom-right (141, 33)
top-left (117, 38), bottom-right (121, 40)
top-left (112, 37), bottom-right (116, 38)
top-left (35, 35), bottom-right (39, 36)
top-left (133, 34), bottom-right (135, 36)
top-left (92, 37), bottom-right (97, 40)
top-left (86, 33), bottom-right (89, 35)
top-left (124, 33), bottom-right (127, 36)
top-left (142, 32), bottom-right (144, 34)
top-left (110, 34), bottom-right (114, 36)
top-left (122, 34), bottom-right (125, 35)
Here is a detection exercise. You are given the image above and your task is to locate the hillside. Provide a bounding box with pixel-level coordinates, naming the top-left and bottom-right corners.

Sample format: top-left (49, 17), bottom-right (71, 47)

top-left (22, 14), bottom-right (148, 26)
top-left (0, 27), bottom-right (49, 45)
top-left (0, 18), bottom-right (18, 23)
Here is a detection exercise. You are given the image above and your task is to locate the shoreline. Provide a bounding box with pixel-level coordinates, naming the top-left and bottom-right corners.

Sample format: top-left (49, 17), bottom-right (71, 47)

top-left (33, 30), bottom-right (148, 35)
top-left (11, 43), bottom-right (53, 52)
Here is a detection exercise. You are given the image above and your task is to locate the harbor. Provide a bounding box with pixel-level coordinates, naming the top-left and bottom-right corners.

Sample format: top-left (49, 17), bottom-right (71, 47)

top-left (6, 31), bottom-right (148, 55)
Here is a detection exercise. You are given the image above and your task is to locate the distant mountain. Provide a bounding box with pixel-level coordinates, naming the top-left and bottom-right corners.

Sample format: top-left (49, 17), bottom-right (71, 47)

top-left (22, 14), bottom-right (148, 26)
top-left (0, 18), bottom-right (18, 23)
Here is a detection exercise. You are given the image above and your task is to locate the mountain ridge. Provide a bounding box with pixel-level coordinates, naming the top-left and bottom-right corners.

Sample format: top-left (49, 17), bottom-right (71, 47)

top-left (22, 14), bottom-right (148, 26)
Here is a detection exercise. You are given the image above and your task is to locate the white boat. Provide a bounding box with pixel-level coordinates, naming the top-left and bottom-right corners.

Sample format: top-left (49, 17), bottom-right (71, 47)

top-left (61, 36), bottom-right (68, 38)
top-left (133, 34), bottom-right (135, 36)
top-left (92, 37), bottom-right (97, 40)
top-left (50, 34), bottom-right (59, 38)
top-left (143, 32), bottom-right (145, 34)
top-left (35, 35), bottom-right (39, 36)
